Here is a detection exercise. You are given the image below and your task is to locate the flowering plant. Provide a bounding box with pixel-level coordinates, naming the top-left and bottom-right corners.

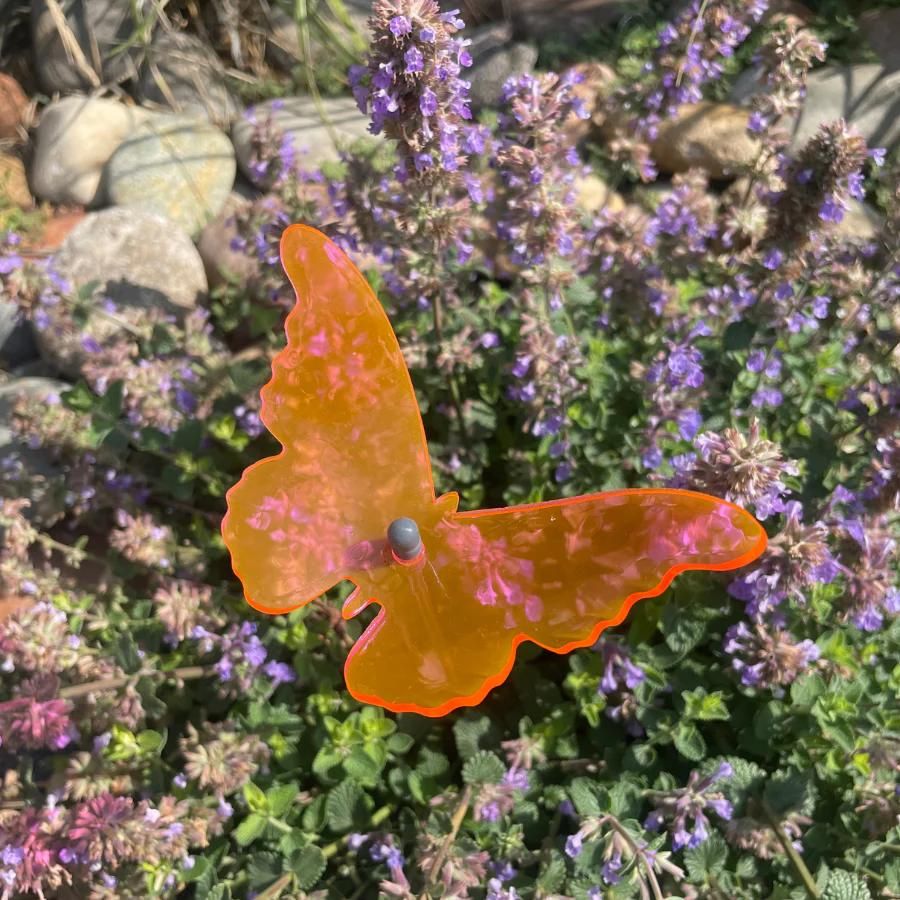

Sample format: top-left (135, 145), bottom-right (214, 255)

top-left (0, 1), bottom-right (897, 897)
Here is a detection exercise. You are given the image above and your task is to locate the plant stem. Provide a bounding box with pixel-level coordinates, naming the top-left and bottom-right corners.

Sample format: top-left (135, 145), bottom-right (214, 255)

top-left (603, 815), bottom-right (665, 900)
top-left (256, 873), bottom-right (292, 900)
top-left (762, 801), bottom-right (821, 899)
top-left (424, 785), bottom-right (472, 891)
top-left (59, 665), bottom-right (209, 699)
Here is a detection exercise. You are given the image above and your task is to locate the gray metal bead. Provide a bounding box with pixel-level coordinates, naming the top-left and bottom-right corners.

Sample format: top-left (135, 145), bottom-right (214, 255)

top-left (387, 517), bottom-right (423, 561)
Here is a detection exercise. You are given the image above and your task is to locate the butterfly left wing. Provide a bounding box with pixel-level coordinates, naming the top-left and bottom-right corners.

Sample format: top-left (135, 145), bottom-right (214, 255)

top-left (343, 489), bottom-right (766, 716)
top-left (222, 225), bottom-right (439, 614)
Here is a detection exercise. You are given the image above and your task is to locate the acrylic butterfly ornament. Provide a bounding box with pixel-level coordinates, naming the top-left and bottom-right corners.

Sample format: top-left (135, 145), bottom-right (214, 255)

top-left (222, 225), bottom-right (767, 717)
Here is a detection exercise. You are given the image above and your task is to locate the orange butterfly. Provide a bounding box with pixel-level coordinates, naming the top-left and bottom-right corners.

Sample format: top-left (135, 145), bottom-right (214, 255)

top-left (222, 225), bottom-right (767, 717)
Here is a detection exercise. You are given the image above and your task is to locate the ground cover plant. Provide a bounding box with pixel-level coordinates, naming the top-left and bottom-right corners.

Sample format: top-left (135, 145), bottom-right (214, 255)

top-left (0, 0), bottom-right (898, 898)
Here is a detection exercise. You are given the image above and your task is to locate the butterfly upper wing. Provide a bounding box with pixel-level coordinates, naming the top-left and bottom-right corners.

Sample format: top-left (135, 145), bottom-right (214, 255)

top-left (344, 489), bottom-right (766, 716)
top-left (222, 225), bottom-right (436, 613)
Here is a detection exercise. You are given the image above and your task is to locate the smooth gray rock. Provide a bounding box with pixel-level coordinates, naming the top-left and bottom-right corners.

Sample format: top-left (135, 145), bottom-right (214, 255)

top-left (789, 65), bottom-right (900, 153)
top-left (31, 0), bottom-right (149, 92)
top-left (196, 187), bottom-right (259, 289)
top-left (37, 208), bottom-right (206, 377)
top-left (138, 30), bottom-right (239, 127)
top-left (232, 96), bottom-right (374, 188)
top-left (29, 96), bottom-right (152, 207)
top-left (0, 377), bottom-right (68, 525)
top-left (512, 0), bottom-right (638, 39)
top-left (104, 116), bottom-right (235, 238)
top-left (467, 23), bottom-right (538, 110)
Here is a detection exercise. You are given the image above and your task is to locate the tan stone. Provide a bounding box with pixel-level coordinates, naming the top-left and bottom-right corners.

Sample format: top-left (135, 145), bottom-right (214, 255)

top-left (564, 61), bottom-right (616, 145)
top-left (0, 74), bottom-right (27, 142)
top-left (0, 155), bottom-right (33, 208)
top-left (573, 174), bottom-right (625, 214)
top-left (834, 199), bottom-right (882, 244)
top-left (651, 102), bottom-right (759, 179)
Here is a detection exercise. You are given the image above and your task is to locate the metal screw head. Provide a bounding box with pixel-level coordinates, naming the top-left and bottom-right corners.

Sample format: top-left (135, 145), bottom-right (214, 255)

top-left (387, 517), bottom-right (423, 561)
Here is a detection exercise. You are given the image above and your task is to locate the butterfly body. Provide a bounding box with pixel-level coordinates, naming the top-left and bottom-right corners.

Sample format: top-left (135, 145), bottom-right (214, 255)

top-left (222, 225), bottom-right (767, 717)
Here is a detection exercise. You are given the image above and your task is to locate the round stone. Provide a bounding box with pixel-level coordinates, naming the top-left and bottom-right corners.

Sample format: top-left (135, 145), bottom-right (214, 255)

top-left (37, 207), bottom-right (207, 377)
top-left (387, 517), bottom-right (423, 561)
top-left (104, 116), bottom-right (236, 238)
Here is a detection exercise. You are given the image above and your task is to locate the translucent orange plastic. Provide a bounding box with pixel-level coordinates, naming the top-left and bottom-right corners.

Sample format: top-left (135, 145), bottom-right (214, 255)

top-left (222, 225), bottom-right (768, 717)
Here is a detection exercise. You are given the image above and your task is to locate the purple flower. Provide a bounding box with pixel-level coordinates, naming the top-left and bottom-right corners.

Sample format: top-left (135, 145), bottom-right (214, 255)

top-left (601, 851), bottom-right (623, 885)
top-left (819, 196), bottom-right (845, 223)
top-left (564, 833), bottom-right (583, 858)
top-left (264, 661), bottom-right (295, 686)
top-left (420, 88), bottom-right (438, 117)
top-left (677, 408), bottom-right (703, 441)
top-left (389, 15), bottom-right (412, 36)
top-left (762, 248), bottom-right (783, 270)
top-left (747, 350), bottom-right (766, 373)
top-left (404, 45), bottom-right (424, 74)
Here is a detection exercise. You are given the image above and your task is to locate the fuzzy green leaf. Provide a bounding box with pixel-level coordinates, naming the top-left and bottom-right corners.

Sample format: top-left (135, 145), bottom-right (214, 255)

top-left (234, 814), bottom-right (267, 847)
top-left (822, 870), bottom-right (872, 900)
top-left (247, 853), bottom-right (282, 889)
top-left (343, 747), bottom-right (382, 783)
top-left (325, 780), bottom-right (365, 832)
top-left (453, 715), bottom-right (493, 759)
top-left (462, 750), bottom-right (506, 785)
top-left (673, 722), bottom-right (707, 761)
top-left (290, 846), bottom-right (327, 890)
top-left (266, 784), bottom-right (299, 818)
top-left (682, 688), bottom-right (730, 721)
top-left (685, 833), bottom-right (728, 881)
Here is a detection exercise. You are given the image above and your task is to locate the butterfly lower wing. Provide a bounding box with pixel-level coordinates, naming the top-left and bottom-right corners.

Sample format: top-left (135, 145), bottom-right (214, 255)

top-left (343, 489), bottom-right (766, 715)
top-left (223, 226), bottom-right (436, 613)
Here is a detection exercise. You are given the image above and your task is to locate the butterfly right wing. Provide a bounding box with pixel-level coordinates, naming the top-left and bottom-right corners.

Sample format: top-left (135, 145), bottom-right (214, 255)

top-left (222, 226), bottom-right (437, 614)
top-left (343, 489), bottom-right (766, 716)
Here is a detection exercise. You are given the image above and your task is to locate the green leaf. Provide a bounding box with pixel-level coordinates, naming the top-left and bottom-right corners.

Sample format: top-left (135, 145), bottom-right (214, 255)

top-left (136, 729), bottom-right (165, 755)
top-left (386, 732), bottom-right (415, 755)
top-left (325, 780), bottom-right (365, 832)
top-left (416, 748), bottom-right (450, 778)
top-left (266, 784), bottom-right (299, 818)
top-left (568, 777), bottom-right (603, 817)
top-left (660, 605), bottom-right (707, 658)
top-left (96, 380), bottom-right (124, 419)
top-left (684, 833), bottom-right (728, 881)
top-left (205, 885), bottom-right (233, 900)
top-left (312, 746), bottom-right (344, 781)
top-left (717, 757), bottom-right (766, 815)
top-left (723, 319), bottom-right (756, 351)
top-left (791, 673), bottom-right (826, 708)
top-left (673, 722), bottom-right (707, 761)
top-left (682, 688), bottom-right (730, 722)
top-left (243, 782), bottom-right (268, 814)
top-left (453, 715), bottom-right (492, 759)
top-left (343, 747), bottom-right (382, 783)
top-left (462, 750), bottom-right (506, 785)
top-left (183, 856), bottom-right (211, 885)
top-left (234, 814), bottom-right (267, 847)
top-left (764, 770), bottom-right (816, 817)
top-left (536, 851), bottom-right (566, 892)
top-left (822, 870), bottom-right (872, 900)
top-left (289, 846), bottom-right (327, 890)
top-left (247, 853), bottom-right (282, 889)
top-left (112, 633), bottom-right (142, 674)
top-left (62, 382), bottom-right (96, 413)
